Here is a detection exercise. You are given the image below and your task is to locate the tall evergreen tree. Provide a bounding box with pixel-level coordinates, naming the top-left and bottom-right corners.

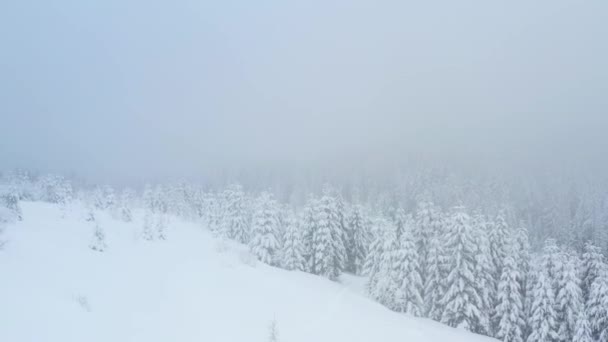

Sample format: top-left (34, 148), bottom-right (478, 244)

top-left (347, 204), bottom-right (370, 275)
top-left (572, 309), bottom-right (593, 342)
top-left (308, 191), bottom-right (346, 280)
top-left (555, 253), bottom-right (583, 342)
top-left (440, 207), bottom-right (487, 333)
top-left (587, 267), bottom-right (608, 342)
top-left (527, 269), bottom-right (558, 342)
top-left (581, 242), bottom-right (605, 304)
top-left (395, 215), bottom-right (423, 316)
top-left (495, 245), bottom-right (525, 342)
top-left (221, 184), bottom-right (250, 243)
top-left (249, 192), bottom-right (281, 266)
top-left (281, 213), bottom-right (305, 271)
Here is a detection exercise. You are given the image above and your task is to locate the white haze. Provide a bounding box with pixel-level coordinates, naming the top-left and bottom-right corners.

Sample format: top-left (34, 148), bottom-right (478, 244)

top-left (1, 0), bottom-right (607, 184)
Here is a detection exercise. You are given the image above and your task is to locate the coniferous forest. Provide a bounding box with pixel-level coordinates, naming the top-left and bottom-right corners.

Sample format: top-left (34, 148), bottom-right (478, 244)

top-left (2, 169), bottom-right (607, 342)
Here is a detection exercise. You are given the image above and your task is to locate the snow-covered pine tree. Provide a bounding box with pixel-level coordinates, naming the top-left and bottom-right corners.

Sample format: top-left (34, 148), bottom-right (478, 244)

top-left (87, 211), bottom-right (107, 252)
top-left (348, 204), bottom-right (370, 275)
top-left (555, 252), bottom-right (583, 342)
top-left (540, 239), bottom-right (562, 290)
top-left (527, 268), bottom-right (558, 342)
top-left (309, 191), bottom-right (346, 280)
top-left (370, 219), bottom-right (400, 309)
top-left (249, 192), bottom-right (281, 266)
top-left (142, 209), bottom-right (155, 241)
top-left (415, 201), bottom-right (442, 292)
top-left (363, 216), bottom-right (386, 294)
top-left (440, 206), bottom-right (486, 333)
top-left (300, 196), bottom-right (318, 273)
top-left (572, 309), bottom-right (593, 342)
top-left (281, 212), bottom-right (305, 271)
top-left (494, 244), bottom-right (525, 342)
top-left (221, 184), bottom-right (250, 243)
top-left (587, 267), bottom-right (608, 342)
top-left (514, 227), bottom-right (531, 303)
top-left (490, 211), bottom-right (510, 295)
top-left (119, 188), bottom-right (134, 222)
top-left (395, 214), bottom-right (424, 316)
top-left (424, 210), bottom-right (447, 321)
top-left (472, 213), bottom-right (494, 335)
top-left (1, 186), bottom-right (22, 221)
top-left (581, 242), bottom-right (605, 304)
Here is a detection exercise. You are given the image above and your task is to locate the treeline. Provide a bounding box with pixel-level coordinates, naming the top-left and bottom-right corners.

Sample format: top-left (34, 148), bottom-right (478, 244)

top-left (1, 171), bottom-right (608, 342)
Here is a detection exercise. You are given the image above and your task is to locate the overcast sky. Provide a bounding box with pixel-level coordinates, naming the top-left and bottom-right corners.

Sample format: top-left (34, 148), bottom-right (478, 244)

top-left (1, 0), bottom-right (607, 183)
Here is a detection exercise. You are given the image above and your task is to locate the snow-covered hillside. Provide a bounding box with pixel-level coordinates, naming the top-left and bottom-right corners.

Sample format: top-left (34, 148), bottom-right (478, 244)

top-left (0, 202), bottom-right (495, 342)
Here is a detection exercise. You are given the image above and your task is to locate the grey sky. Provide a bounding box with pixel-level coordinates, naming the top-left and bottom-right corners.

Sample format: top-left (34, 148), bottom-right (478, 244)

top-left (1, 0), bottom-right (607, 183)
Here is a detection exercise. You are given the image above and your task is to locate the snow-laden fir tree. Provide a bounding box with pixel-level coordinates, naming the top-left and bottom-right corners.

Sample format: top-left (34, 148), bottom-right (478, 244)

top-left (527, 268), bottom-right (558, 342)
top-left (1, 186), bottom-right (22, 221)
top-left (424, 211), bottom-right (447, 320)
top-left (363, 216), bottom-right (386, 291)
top-left (540, 239), bottom-right (562, 290)
top-left (281, 212), bottom-right (305, 271)
top-left (473, 213), bottom-right (495, 335)
top-left (220, 184), bottom-right (250, 243)
top-left (440, 206), bottom-right (487, 333)
top-left (394, 215), bottom-right (423, 316)
top-left (347, 204), bottom-right (370, 275)
top-left (581, 242), bottom-right (605, 304)
top-left (414, 201), bottom-right (442, 291)
top-left (142, 210), bottom-right (155, 241)
top-left (490, 211), bottom-right (510, 293)
top-left (249, 192), bottom-right (281, 266)
top-left (119, 188), bottom-right (134, 222)
top-left (308, 191), bottom-right (346, 280)
top-left (87, 211), bottom-right (107, 252)
top-left (300, 196), bottom-right (318, 273)
top-left (572, 309), bottom-right (593, 342)
top-left (514, 227), bottom-right (531, 304)
top-left (555, 252), bottom-right (583, 342)
top-left (369, 219), bottom-right (400, 308)
top-left (494, 244), bottom-right (525, 342)
top-left (587, 266), bottom-right (608, 342)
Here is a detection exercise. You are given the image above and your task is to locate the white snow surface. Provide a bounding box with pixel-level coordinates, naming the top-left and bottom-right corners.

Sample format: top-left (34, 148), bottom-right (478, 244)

top-left (0, 202), bottom-right (496, 342)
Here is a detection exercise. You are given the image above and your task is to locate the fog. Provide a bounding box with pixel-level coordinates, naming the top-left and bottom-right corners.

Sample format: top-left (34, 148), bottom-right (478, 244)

top-left (1, 0), bottom-right (607, 184)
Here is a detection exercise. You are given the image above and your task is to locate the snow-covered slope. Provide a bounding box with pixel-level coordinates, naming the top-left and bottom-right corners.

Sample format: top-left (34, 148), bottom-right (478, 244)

top-left (0, 202), bottom-right (495, 342)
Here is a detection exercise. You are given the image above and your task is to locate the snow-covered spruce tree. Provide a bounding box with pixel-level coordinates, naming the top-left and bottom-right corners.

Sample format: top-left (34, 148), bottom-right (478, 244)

top-left (472, 213), bottom-right (494, 335)
top-left (490, 211), bottom-right (510, 294)
top-left (370, 219), bottom-right (400, 309)
top-left (300, 196), bottom-right (318, 273)
top-left (414, 201), bottom-right (442, 292)
top-left (540, 239), bottom-right (562, 289)
top-left (587, 267), bottom-right (608, 342)
top-left (527, 268), bottom-right (558, 342)
top-left (514, 227), bottom-right (531, 304)
top-left (220, 184), bottom-right (250, 243)
top-left (440, 206), bottom-right (487, 334)
top-left (573, 309), bottom-right (593, 342)
top-left (494, 244), bottom-right (525, 342)
top-left (1, 186), bottom-right (22, 221)
top-left (281, 212), bottom-right (305, 271)
top-left (87, 211), bottom-right (107, 252)
top-left (142, 210), bottom-right (155, 241)
top-left (308, 190), bottom-right (346, 280)
top-left (347, 204), bottom-right (370, 275)
top-left (555, 253), bottom-right (583, 342)
top-left (363, 216), bottom-right (386, 294)
top-left (395, 215), bottom-right (424, 316)
top-left (119, 188), bottom-right (134, 222)
top-left (581, 242), bottom-right (605, 304)
top-left (424, 210), bottom-right (447, 320)
top-left (249, 192), bottom-right (281, 266)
